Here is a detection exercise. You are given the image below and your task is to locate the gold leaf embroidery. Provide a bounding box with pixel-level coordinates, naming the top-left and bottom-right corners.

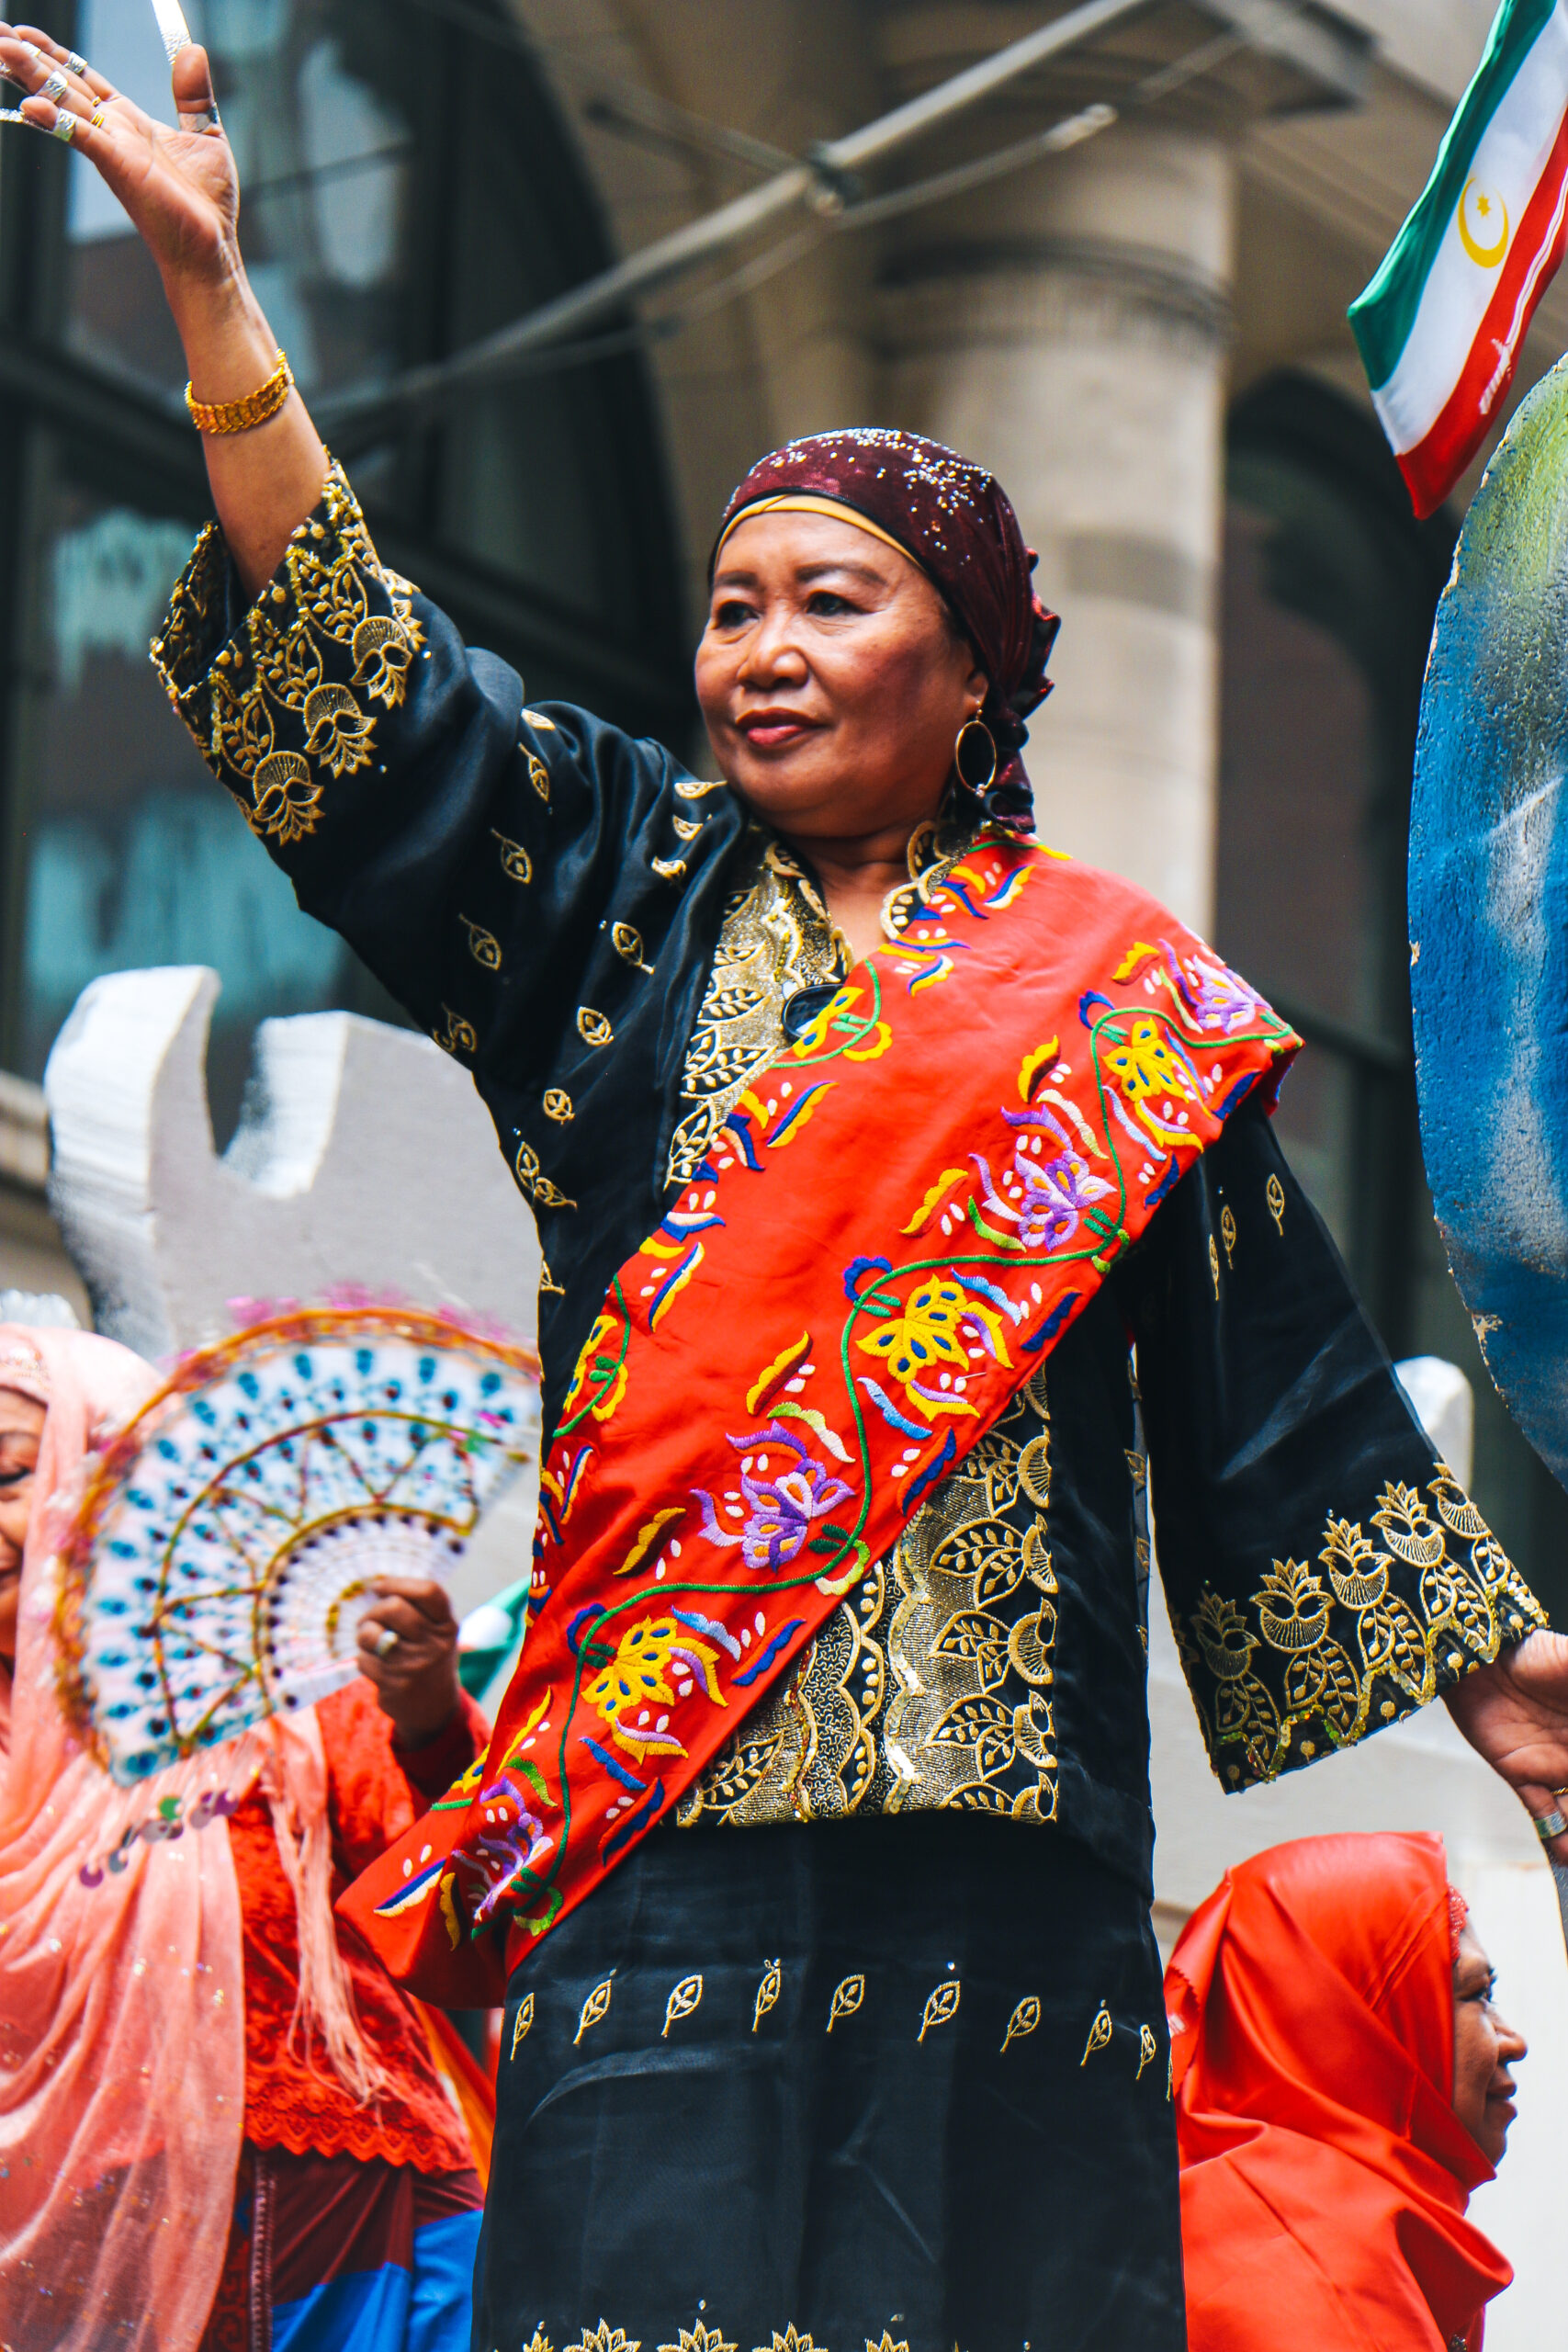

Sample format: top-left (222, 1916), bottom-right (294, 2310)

top-left (153, 464), bottom-right (424, 851)
top-left (522, 707), bottom-right (557, 730)
top-left (866, 2336), bottom-right (910, 2352)
top-left (672, 814), bottom-right (703, 842)
top-left (827, 1973), bottom-right (864, 2031)
top-left (574, 1973), bottom-right (615, 2045)
top-left (754, 2332), bottom-right (823, 2352)
top-left (510, 1991), bottom-right (535, 2058)
top-left (674, 775), bottom-right (728, 798)
top-left (1081, 2000), bottom-right (1113, 2064)
top-left (652, 855), bottom-right (688, 881)
top-left (1266, 1172), bottom-right (1286, 1234)
top-left (1177, 1470), bottom-right (1545, 1789)
top-left (492, 829), bottom-right (532, 883)
top-left (577, 1007), bottom-right (614, 1047)
top-left (524, 2334), bottom-right (555, 2352)
top-left (526, 751), bottom-right (551, 802)
top-left (917, 1979), bottom-right (961, 2041)
top-left (752, 1958), bottom-right (782, 2032)
top-left (460, 914), bottom-right (502, 970)
top-left (1136, 2022), bottom-right (1158, 2080)
top-left (543, 1089), bottom-right (574, 1124)
top-left (539, 1256), bottom-right (566, 1296)
top-left (661, 1973), bottom-right (704, 2037)
top-left (613, 922), bottom-right (654, 973)
top-left (1221, 1204), bottom-right (1237, 1266)
top-left (660, 2330), bottom-right (737, 2352)
top-left (999, 1995), bottom-right (1040, 2054)
top-left (514, 1139), bottom-right (577, 1212)
top-left (1208, 1234), bottom-right (1220, 1298)
top-left (252, 751), bottom-right (321, 845)
top-left (569, 2328), bottom-right (638, 2352)
top-left (434, 1004), bottom-right (477, 1058)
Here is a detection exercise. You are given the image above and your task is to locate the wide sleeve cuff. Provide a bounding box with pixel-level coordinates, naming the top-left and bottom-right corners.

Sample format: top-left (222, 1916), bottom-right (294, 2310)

top-left (149, 458), bottom-right (424, 849)
top-left (1173, 1468), bottom-right (1548, 1792)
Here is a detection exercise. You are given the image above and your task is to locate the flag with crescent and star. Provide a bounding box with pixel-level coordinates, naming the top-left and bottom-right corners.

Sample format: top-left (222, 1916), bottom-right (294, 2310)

top-left (1350, 0), bottom-right (1568, 517)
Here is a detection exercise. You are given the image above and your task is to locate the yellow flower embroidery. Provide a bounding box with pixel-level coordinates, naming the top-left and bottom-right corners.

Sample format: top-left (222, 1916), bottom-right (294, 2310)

top-left (562, 1308), bottom-right (628, 1423)
top-left (857, 1277), bottom-right (1009, 1419)
top-left (584, 1615), bottom-right (726, 1763)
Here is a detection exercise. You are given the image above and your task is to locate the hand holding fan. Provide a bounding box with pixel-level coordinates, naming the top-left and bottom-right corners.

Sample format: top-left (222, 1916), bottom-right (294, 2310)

top-left (57, 1306), bottom-right (540, 1784)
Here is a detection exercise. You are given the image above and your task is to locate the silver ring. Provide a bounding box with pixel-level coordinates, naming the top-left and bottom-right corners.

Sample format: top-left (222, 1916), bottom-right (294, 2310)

top-left (64, 51), bottom-right (88, 76)
top-left (374, 1624), bottom-right (400, 1658)
top-left (178, 106), bottom-right (220, 132)
top-left (40, 68), bottom-right (68, 102)
top-left (1534, 1807), bottom-right (1568, 1843)
top-left (51, 110), bottom-right (74, 142)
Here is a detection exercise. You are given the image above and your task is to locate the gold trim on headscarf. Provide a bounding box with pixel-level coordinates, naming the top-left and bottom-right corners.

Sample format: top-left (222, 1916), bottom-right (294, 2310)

top-left (715, 492), bottom-right (919, 569)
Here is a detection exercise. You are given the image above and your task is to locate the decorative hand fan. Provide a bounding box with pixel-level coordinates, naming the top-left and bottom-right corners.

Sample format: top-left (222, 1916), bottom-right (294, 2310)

top-left (57, 1306), bottom-right (541, 1784)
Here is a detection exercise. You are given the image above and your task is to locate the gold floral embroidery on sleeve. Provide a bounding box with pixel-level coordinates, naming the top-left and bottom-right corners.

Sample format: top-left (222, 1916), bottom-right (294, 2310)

top-left (151, 461), bottom-right (423, 846)
top-left (1177, 1468), bottom-right (1546, 1789)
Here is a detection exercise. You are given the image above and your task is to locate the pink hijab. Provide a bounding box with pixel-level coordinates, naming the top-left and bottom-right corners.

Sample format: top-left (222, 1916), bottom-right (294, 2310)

top-left (0, 1326), bottom-right (247, 2352)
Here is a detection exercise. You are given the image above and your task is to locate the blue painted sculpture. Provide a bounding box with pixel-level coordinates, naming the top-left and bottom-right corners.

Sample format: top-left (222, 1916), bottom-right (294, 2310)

top-left (1411, 351), bottom-right (1568, 1491)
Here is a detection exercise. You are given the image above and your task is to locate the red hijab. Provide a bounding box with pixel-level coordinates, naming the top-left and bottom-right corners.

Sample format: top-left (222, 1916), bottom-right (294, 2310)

top-left (716, 427), bottom-right (1059, 835)
top-left (1166, 1833), bottom-right (1512, 2352)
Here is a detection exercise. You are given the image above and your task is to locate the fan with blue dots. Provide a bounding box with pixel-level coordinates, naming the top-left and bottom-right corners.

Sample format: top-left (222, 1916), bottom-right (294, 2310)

top-left (57, 1306), bottom-right (541, 1784)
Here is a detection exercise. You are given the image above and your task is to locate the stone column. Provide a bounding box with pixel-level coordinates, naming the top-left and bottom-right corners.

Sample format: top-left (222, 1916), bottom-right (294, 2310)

top-left (879, 120), bottom-right (1234, 934)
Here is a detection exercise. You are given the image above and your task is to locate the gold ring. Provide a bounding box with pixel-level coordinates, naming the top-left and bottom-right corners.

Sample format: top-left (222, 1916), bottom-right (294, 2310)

top-left (89, 103), bottom-right (107, 129)
top-left (1533, 1807), bottom-right (1568, 1843)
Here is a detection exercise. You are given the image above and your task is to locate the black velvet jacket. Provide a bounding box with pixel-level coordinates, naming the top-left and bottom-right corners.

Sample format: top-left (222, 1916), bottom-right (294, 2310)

top-left (152, 465), bottom-right (1545, 1895)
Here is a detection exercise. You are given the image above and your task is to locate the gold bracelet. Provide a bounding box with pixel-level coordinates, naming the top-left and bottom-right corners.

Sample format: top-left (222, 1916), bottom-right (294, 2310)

top-left (185, 349), bottom-right (294, 435)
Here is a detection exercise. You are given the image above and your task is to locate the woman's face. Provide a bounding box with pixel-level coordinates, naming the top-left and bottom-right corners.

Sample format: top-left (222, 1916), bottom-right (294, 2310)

top-left (0, 1387), bottom-right (46, 1668)
top-left (694, 510), bottom-right (989, 843)
top-left (1452, 1922), bottom-right (1527, 2165)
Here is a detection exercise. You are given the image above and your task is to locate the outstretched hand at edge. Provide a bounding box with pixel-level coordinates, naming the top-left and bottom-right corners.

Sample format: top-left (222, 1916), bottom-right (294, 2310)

top-left (1445, 1628), bottom-right (1568, 1863)
top-left (0, 22), bottom-right (327, 594)
top-left (1, 27), bottom-right (237, 282)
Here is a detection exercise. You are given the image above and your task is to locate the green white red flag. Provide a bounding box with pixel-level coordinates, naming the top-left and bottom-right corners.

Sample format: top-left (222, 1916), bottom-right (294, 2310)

top-left (1350, 0), bottom-right (1568, 517)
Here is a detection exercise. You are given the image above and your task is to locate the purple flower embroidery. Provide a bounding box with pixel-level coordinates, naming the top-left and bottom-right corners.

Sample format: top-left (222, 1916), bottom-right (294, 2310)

top-left (1162, 941), bottom-right (1268, 1035)
top-left (973, 1121), bottom-right (1115, 1250)
top-left (464, 1770), bottom-right (555, 1926)
top-left (694, 1422), bottom-right (854, 1571)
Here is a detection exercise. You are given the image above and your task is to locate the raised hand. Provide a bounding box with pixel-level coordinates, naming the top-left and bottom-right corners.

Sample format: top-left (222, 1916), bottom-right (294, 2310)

top-left (0, 18), bottom-right (328, 594)
top-left (0, 25), bottom-right (237, 288)
top-left (1445, 1627), bottom-right (1568, 1862)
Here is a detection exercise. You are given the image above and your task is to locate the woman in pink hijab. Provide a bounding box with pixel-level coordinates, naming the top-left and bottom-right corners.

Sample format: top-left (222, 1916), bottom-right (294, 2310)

top-left (0, 1326), bottom-right (491, 2352)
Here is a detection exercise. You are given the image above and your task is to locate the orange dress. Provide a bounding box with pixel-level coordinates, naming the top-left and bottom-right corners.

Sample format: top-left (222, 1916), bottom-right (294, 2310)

top-left (230, 1680), bottom-right (486, 2171)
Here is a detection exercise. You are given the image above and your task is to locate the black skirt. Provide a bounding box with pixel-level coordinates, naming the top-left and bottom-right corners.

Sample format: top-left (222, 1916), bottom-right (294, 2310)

top-left (475, 1815), bottom-right (1184, 2352)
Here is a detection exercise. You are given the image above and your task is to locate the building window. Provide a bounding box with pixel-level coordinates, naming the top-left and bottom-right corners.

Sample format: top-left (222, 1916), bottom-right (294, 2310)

top-left (1217, 372), bottom-right (1568, 1617)
top-left (0, 0), bottom-right (685, 1132)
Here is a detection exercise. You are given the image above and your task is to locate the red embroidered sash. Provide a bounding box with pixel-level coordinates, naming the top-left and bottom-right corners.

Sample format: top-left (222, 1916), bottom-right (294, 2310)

top-left (341, 838), bottom-right (1298, 2001)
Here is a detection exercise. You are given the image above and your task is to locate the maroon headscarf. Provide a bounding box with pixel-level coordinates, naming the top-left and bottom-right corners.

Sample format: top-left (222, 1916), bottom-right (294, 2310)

top-left (714, 427), bottom-right (1060, 834)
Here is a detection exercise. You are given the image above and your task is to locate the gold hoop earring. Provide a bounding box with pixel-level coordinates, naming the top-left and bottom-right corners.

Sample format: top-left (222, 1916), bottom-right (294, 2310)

top-left (953, 712), bottom-right (998, 795)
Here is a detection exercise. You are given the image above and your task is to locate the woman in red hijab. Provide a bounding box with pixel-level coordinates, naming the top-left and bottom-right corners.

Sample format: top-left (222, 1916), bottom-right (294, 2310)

top-left (1167, 1832), bottom-right (1527, 2351)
